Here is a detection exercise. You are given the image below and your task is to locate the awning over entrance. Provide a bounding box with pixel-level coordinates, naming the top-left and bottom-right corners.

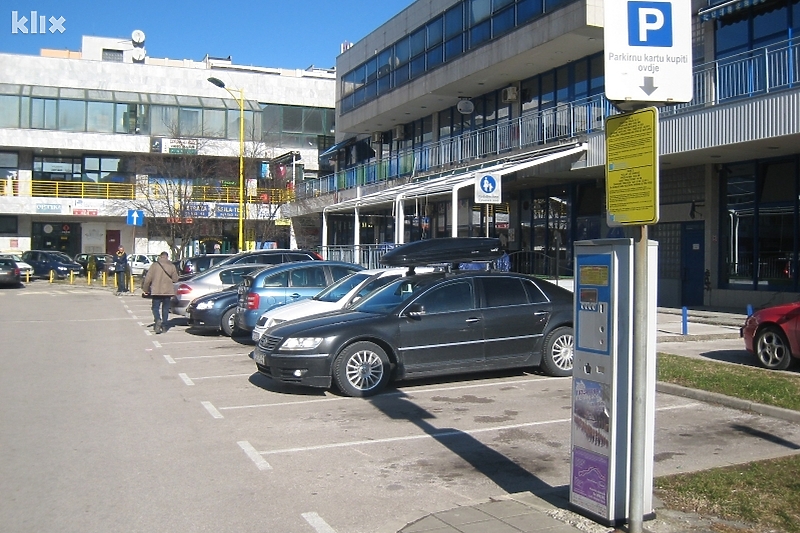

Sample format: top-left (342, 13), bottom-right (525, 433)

top-left (698, 0), bottom-right (767, 22)
top-left (320, 142), bottom-right (587, 248)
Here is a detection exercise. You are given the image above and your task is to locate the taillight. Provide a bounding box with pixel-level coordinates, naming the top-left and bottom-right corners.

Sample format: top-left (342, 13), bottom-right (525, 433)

top-left (176, 284), bottom-right (192, 296)
top-left (14, 267), bottom-right (20, 275)
top-left (246, 293), bottom-right (260, 310)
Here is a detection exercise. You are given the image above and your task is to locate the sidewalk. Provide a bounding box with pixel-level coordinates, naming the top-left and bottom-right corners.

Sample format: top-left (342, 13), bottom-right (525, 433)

top-left (397, 308), bottom-right (754, 533)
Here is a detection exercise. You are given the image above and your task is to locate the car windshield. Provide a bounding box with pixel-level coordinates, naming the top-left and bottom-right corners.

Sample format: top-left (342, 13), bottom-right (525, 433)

top-left (53, 252), bottom-right (73, 262)
top-left (350, 275), bottom-right (443, 314)
top-left (313, 272), bottom-right (371, 302)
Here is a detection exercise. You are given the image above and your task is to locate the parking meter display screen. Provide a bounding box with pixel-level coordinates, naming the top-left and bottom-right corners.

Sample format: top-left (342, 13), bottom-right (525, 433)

top-left (579, 288), bottom-right (598, 304)
top-left (579, 265), bottom-right (609, 286)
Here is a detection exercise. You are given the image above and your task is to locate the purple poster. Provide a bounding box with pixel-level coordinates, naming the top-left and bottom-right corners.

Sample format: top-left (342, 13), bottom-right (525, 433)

top-left (571, 446), bottom-right (609, 514)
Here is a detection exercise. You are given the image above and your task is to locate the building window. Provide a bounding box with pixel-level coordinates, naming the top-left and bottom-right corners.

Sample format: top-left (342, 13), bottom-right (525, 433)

top-left (0, 95), bottom-right (20, 128)
top-left (0, 215), bottom-right (18, 234)
top-left (102, 49), bottom-right (124, 62)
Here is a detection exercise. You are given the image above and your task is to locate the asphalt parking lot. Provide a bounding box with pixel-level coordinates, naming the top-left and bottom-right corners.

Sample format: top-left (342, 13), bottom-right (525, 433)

top-left (2, 284), bottom-right (800, 533)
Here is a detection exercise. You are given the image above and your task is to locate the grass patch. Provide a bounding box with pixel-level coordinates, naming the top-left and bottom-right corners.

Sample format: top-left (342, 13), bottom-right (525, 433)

top-left (654, 454), bottom-right (800, 533)
top-left (654, 353), bottom-right (800, 531)
top-left (657, 353), bottom-right (800, 411)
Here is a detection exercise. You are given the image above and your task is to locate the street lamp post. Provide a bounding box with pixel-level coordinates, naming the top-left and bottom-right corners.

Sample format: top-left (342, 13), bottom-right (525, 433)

top-left (207, 77), bottom-right (245, 252)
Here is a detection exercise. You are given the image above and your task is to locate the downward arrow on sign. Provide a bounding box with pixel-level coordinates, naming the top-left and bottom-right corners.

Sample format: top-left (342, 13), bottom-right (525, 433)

top-left (640, 77), bottom-right (658, 96)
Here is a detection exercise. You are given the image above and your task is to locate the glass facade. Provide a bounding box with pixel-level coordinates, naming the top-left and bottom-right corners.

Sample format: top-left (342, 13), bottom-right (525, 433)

top-left (721, 157), bottom-right (799, 291)
top-left (0, 83), bottom-right (333, 148)
top-left (340, 0), bottom-right (579, 113)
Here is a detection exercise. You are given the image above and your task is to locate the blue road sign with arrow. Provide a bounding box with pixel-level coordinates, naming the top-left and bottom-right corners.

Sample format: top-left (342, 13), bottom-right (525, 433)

top-left (127, 209), bottom-right (144, 226)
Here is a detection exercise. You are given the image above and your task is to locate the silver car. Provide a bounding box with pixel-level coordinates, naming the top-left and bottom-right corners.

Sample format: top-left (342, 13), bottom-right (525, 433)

top-left (0, 253), bottom-right (33, 279)
top-left (171, 264), bottom-right (265, 316)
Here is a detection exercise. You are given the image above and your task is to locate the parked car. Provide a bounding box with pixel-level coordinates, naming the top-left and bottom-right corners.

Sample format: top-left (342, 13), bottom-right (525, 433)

top-left (128, 253), bottom-right (159, 276)
top-left (177, 254), bottom-right (233, 278)
top-left (0, 257), bottom-right (21, 287)
top-left (21, 250), bottom-right (83, 279)
top-left (741, 301), bottom-right (800, 370)
top-left (212, 249), bottom-right (322, 269)
top-left (186, 286), bottom-right (243, 337)
top-left (235, 261), bottom-right (364, 332)
top-left (252, 269), bottom-right (575, 397)
top-left (251, 267), bottom-right (431, 342)
top-left (74, 253), bottom-right (114, 276)
top-left (171, 264), bottom-right (266, 316)
top-left (0, 253), bottom-right (33, 278)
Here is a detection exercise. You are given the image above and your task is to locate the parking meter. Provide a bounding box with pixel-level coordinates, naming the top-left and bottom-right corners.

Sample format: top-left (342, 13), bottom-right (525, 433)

top-left (569, 238), bottom-right (657, 526)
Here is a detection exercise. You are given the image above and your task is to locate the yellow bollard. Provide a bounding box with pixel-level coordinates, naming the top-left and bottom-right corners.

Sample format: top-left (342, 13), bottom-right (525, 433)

top-left (87, 273), bottom-right (92, 286)
top-left (70, 271), bottom-right (74, 284)
top-left (25, 271), bottom-right (30, 283)
top-left (102, 271), bottom-right (106, 287)
top-left (49, 270), bottom-right (54, 283)
top-left (129, 272), bottom-right (134, 293)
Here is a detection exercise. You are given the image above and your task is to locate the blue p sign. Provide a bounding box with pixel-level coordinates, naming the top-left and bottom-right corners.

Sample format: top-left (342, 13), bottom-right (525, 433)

top-left (628, 1), bottom-right (672, 47)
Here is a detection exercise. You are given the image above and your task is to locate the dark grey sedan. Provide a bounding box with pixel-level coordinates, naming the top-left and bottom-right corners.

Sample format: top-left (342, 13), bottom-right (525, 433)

top-left (253, 270), bottom-right (574, 397)
top-left (0, 258), bottom-right (22, 287)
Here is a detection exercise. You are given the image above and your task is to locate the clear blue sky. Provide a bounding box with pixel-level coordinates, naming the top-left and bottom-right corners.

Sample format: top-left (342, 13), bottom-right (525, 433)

top-left (3, 0), bottom-right (416, 69)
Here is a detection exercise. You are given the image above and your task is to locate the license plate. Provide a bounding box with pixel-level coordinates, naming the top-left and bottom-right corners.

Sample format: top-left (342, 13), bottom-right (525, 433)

top-left (252, 330), bottom-right (260, 342)
top-left (254, 351), bottom-right (266, 365)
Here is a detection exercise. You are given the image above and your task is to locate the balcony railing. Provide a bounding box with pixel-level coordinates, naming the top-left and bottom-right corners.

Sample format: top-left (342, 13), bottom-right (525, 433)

top-left (9, 180), bottom-right (294, 205)
top-left (300, 39), bottom-right (800, 200)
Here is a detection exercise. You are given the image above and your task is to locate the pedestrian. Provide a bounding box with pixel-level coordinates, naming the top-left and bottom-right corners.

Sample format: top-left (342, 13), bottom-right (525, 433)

top-left (114, 246), bottom-right (129, 293)
top-left (141, 251), bottom-right (179, 334)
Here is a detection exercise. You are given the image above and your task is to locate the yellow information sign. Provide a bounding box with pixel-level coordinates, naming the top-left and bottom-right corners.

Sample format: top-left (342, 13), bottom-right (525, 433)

top-left (605, 107), bottom-right (659, 226)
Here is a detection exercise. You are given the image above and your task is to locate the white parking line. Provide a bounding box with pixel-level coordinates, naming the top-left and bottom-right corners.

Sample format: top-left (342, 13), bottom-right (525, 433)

top-left (178, 373), bottom-right (194, 386)
top-left (171, 353), bottom-right (249, 361)
top-left (152, 340), bottom-right (162, 348)
top-left (238, 440), bottom-right (272, 471)
top-left (153, 339), bottom-right (222, 345)
top-left (248, 402), bottom-right (699, 458)
top-left (201, 401), bottom-right (224, 419)
top-left (301, 512), bottom-right (337, 533)
top-left (163, 354), bottom-right (176, 364)
top-left (190, 373), bottom-right (252, 381)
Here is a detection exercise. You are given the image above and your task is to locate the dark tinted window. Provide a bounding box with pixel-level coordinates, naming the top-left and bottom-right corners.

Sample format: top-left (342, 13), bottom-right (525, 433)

top-left (523, 279), bottom-right (548, 303)
top-left (417, 280), bottom-right (474, 314)
top-left (482, 277), bottom-right (528, 307)
top-left (249, 254), bottom-right (284, 265)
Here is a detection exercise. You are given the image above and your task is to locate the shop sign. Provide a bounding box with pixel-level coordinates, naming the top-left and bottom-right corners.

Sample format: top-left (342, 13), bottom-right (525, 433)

top-left (36, 203), bottom-right (62, 214)
top-left (215, 204), bottom-right (240, 218)
top-left (73, 209), bottom-right (98, 216)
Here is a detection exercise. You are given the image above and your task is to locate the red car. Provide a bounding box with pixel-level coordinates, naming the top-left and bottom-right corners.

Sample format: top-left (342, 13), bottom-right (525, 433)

top-left (741, 302), bottom-right (800, 370)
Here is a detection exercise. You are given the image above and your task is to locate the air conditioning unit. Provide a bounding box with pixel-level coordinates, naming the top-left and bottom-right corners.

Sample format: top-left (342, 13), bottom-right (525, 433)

top-left (371, 131), bottom-right (383, 143)
top-left (501, 87), bottom-right (518, 103)
top-left (393, 125), bottom-right (405, 140)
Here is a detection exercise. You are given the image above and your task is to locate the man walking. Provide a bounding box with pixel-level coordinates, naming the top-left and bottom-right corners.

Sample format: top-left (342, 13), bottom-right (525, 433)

top-left (141, 251), bottom-right (179, 334)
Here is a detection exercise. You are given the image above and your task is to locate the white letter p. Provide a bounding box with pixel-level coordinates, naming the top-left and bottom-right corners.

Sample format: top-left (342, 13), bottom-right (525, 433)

top-left (638, 8), bottom-right (664, 42)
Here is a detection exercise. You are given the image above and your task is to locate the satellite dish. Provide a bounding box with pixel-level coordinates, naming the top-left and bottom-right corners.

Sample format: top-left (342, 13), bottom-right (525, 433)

top-left (131, 48), bottom-right (146, 62)
top-left (131, 29), bottom-right (145, 45)
top-left (456, 99), bottom-right (474, 115)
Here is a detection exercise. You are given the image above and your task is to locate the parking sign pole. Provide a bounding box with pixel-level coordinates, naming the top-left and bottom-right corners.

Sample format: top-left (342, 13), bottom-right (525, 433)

top-left (629, 224), bottom-right (648, 533)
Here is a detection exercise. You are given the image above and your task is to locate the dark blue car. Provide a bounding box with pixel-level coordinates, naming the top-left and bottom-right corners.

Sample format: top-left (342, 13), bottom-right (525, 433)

top-left (186, 286), bottom-right (242, 336)
top-left (21, 250), bottom-right (82, 279)
top-left (235, 261), bottom-right (364, 332)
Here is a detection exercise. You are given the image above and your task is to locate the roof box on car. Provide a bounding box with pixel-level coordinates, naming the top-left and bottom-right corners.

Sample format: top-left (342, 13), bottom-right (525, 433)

top-left (380, 237), bottom-right (503, 267)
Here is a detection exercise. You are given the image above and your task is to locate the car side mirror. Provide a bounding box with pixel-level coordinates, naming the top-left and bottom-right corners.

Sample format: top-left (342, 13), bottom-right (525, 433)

top-left (405, 303), bottom-right (426, 318)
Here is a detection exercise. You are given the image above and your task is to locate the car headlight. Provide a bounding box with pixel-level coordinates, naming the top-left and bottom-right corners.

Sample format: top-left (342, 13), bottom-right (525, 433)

top-left (281, 337), bottom-right (324, 350)
top-left (196, 301), bottom-right (215, 310)
top-left (57, 266), bottom-right (68, 271)
top-left (264, 317), bottom-right (276, 328)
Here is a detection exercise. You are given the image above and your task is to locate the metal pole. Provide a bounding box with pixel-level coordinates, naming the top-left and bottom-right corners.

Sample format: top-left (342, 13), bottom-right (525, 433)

top-left (629, 224), bottom-right (648, 533)
top-left (238, 89), bottom-right (245, 252)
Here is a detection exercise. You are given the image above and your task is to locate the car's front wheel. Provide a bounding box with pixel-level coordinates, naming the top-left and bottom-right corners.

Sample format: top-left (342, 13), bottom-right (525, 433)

top-left (540, 326), bottom-right (574, 377)
top-left (755, 327), bottom-right (794, 370)
top-left (220, 308), bottom-right (240, 337)
top-left (333, 341), bottom-right (390, 397)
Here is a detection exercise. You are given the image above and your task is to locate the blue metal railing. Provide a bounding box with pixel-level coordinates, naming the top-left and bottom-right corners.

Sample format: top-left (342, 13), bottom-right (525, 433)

top-left (300, 39), bottom-right (800, 200)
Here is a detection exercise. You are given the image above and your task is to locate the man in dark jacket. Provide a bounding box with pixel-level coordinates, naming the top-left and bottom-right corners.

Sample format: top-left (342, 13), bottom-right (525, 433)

top-left (113, 246), bottom-right (128, 293)
top-left (142, 251), bottom-right (179, 334)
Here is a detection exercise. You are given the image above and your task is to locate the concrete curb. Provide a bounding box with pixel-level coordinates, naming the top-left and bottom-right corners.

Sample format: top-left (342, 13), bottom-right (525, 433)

top-left (656, 382), bottom-right (800, 424)
top-left (656, 332), bottom-right (741, 343)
